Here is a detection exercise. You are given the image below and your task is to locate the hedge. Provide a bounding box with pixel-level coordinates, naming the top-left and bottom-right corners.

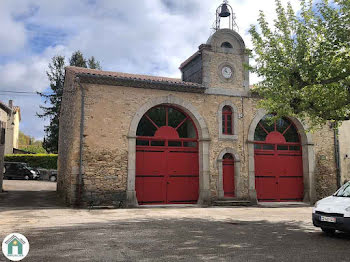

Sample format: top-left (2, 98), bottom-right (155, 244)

top-left (4, 154), bottom-right (58, 169)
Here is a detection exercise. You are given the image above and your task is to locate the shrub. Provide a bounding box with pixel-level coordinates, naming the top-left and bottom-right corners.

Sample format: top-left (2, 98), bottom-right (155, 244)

top-left (4, 154), bottom-right (58, 169)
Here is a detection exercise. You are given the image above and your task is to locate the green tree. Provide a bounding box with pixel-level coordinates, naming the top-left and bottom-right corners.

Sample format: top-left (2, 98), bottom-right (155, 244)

top-left (70, 51), bottom-right (102, 69)
top-left (20, 145), bottom-right (47, 154)
top-left (249, 0), bottom-right (350, 128)
top-left (88, 56), bottom-right (102, 70)
top-left (69, 50), bottom-right (87, 68)
top-left (37, 55), bottom-right (65, 153)
top-left (18, 131), bottom-right (47, 153)
top-left (38, 52), bottom-right (102, 153)
top-left (18, 131), bottom-right (30, 146)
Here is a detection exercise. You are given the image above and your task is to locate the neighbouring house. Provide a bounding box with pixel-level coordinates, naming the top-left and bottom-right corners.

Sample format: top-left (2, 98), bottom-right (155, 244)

top-left (0, 99), bottom-right (21, 192)
top-left (0, 102), bottom-right (6, 192)
top-left (57, 2), bottom-right (339, 207)
top-left (4, 100), bottom-right (21, 155)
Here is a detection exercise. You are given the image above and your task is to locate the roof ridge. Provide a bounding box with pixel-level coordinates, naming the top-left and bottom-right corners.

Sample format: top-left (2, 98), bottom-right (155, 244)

top-left (66, 66), bottom-right (203, 88)
top-left (66, 66), bottom-right (184, 82)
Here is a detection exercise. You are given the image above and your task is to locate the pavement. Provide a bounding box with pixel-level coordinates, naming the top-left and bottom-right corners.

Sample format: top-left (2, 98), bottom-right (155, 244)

top-left (0, 180), bottom-right (349, 262)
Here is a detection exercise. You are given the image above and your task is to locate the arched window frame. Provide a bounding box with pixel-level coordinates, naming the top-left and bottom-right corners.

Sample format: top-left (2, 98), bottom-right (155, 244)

top-left (218, 101), bottom-right (238, 140)
top-left (221, 42), bottom-right (233, 48)
top-left (222, 106), bottom-right (233, 135)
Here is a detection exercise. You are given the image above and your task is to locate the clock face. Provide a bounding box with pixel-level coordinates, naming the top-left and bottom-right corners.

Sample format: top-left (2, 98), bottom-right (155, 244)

top-left (222, 66), bottom-right (232, 79)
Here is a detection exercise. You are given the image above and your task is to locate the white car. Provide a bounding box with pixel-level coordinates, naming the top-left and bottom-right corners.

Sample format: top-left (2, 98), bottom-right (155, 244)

top-left (313, 181), bottom-right (350, 234)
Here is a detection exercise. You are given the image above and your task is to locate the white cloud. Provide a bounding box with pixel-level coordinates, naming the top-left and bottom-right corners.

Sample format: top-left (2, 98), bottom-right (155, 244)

top-left (0, 0), bottom-right (302, 139)
top-left (0, 2), bottom-right (27, 54)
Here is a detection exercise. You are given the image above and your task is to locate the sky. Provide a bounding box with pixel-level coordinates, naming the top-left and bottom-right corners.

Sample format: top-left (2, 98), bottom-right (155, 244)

top-left (0, 0), bottom-right (302, 140)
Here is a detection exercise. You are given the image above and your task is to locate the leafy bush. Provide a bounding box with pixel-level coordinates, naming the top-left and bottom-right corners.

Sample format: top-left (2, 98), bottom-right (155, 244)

top-left (19, 145), bottom-right (47, 154)
top-left (4, 154), bottom-right (58, 169)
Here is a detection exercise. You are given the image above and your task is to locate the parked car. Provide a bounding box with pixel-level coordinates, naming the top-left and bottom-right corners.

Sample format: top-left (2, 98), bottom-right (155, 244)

top-left (3, 162), bottom-right (40, 180)
top-left (49, 171), bottom-right (57, 182)
top-left (312, 181), bottom-right (350, 234)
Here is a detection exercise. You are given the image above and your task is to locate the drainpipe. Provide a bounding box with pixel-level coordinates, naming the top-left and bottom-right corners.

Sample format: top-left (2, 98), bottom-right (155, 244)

top-left (334, 127), bottom-right (341, 188)
top-left (76, 77), bottom-right (85, 206)
top-left (241, 97), bottom-right (245, 163)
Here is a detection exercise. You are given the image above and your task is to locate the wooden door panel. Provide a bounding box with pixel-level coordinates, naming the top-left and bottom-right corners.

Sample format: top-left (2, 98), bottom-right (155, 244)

top-left (167, 176), bottom-right (199, 203)
top-left (255, 143), bottom-right (303, 202)
top-left (255, 176), bottom-right (278, 201)
top-left (135, 176), bottom-right (166, 204)
top-left (167, 151), bottom-right (198, 175)
top-left (223, 161), bottom-right (235, 197)
top-left (255, 154), bottom-right (276, 177)
top-left (277, 155), bottom-right (303, 177)
top-left (278, 177), bottom-right (304, 201)
top-left (136, 151), bottom-right (166, 176)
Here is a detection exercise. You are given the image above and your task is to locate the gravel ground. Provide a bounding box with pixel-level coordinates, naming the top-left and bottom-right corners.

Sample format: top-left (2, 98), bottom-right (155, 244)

top-left (0, 180), bottom-right (349, 262)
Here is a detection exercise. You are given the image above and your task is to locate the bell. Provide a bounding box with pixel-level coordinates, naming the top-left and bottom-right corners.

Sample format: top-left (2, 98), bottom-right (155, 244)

top-left (219, 3), bottom-right (231, 17)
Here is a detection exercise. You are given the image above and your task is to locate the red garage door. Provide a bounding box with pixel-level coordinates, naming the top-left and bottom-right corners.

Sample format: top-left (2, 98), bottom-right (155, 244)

top-left (254, 115), bottom-right (303, 202)
top-left (135, 105), bottom-right (199, 205)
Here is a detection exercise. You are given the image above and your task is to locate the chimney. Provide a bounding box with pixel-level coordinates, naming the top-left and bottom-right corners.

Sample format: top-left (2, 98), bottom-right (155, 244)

top-left (8, 100), bottom-right (13, 109)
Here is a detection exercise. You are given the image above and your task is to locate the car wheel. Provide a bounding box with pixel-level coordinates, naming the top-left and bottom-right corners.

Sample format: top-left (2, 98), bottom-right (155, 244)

top-left (24, 175), bottom-right (30, 180)
top-left (321, 227), bottom-right (335, 235)
top-left (49, 175), bottom-right (57, 182)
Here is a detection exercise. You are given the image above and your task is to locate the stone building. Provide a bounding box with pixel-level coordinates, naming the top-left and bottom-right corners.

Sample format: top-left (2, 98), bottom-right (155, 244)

top-left (57, 4), bottom-right (339, 207)
top-left (4, 100), bottom-right (21, 155)
top-left (0, 100), bottom-right (20, 192)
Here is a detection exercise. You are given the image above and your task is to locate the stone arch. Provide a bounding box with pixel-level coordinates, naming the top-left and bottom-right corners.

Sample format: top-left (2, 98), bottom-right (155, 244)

top-left (216, 147), bottom-right (242, 199)
top-left (247, 109), bottom-right (316, 203)
top-left (217, 100), bottom-right (238, 140)
top-left (206, 29), bottom-right (246, 53)
top-left (126, 94), bottom-right (211, 206)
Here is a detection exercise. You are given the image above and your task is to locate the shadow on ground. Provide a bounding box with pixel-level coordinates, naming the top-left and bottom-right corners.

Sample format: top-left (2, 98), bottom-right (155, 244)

top-left (15, 218), bottom-right (350, 262)
top-left (0, 180), bottom-right (65, 211)
top-left (0, 190), bottom-right (65, 211)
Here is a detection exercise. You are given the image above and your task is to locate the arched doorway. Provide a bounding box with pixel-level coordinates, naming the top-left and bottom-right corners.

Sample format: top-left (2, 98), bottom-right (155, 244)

top-left (223, 153), bottom-right (235, 197)
top-left (254, 115), bottom-right (303, 202)
top-left (135, 105), bottom-right (199, 205)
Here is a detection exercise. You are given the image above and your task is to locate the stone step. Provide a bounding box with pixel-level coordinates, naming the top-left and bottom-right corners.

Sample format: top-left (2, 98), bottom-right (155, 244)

top-left (213, 200), bottom-right (252, 206)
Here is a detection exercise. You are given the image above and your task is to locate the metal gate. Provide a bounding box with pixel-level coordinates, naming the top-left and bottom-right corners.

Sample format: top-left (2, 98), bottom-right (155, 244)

top-left (254, 116), bottom-right (303, 202)
top-left (135, 105), bottom-right (199, 205)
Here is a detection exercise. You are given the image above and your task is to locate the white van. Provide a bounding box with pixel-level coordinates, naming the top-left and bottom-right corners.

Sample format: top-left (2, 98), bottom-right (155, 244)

top-left (313, 181), bottom-right (350, 234)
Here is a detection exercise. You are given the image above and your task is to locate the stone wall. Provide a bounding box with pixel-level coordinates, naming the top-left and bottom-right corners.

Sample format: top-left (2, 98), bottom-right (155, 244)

top-left (312, 125), bottom-right (338, 199)
top-left (339, 120), bottom-right (350, 184)
top-left (58, 79), bottom-right (338, 206)
top-left (57, 70), bottom-right (83, 206)
top-left (203, 49), bottom-right (245, 91)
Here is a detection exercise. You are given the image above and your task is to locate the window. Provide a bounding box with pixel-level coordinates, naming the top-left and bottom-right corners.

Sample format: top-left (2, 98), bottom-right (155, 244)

top-left (136, 105), bottom-right (198, 147)
top-left (222, 106), bottom-right (233, 135)
top-left (223, 153), bottom-right (234, 159)
top-left (221, 42), bottom-right (233, 48)
top-left (254, 115), bottom-right (300, 143)
top-left (218, 101), bottom-right (238, 140)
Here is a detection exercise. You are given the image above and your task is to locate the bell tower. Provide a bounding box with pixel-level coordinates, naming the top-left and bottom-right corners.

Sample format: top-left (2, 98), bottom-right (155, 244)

top-left (180, 0), bottom-right (249, 96)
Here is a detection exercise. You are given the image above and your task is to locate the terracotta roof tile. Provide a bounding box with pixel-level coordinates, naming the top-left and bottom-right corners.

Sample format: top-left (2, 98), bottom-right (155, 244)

top-left (66, 66), bottom-right (202, 88)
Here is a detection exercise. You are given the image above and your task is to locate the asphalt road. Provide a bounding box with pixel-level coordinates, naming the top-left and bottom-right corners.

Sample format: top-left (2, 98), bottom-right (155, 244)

top-left (0, 180), bottom-right (349, 262)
